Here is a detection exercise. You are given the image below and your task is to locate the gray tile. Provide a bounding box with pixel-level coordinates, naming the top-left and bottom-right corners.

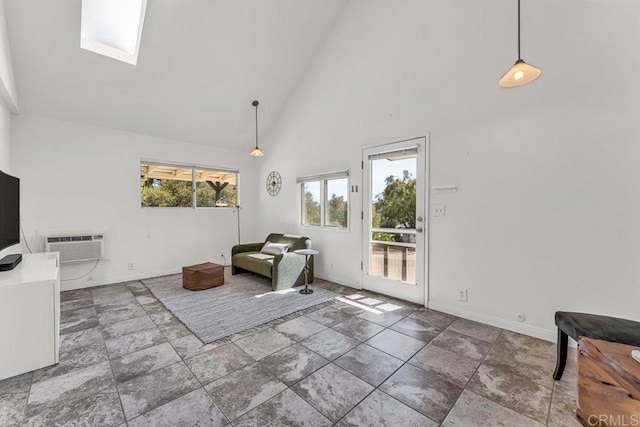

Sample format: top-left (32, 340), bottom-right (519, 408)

top-left (447, 318), bottom-right (502, 343)
top-left (409, 344), bottom-right (481, 387)
top-left (92, 289), bottom-right (135, 305)
top-left (27, 361), bottom-right (115, 410)
top-left (0, 372), bottom-right (31, 395)
top-left (410, 308), bottom-right (457, 329)
top-left (60, 326), bottom-right (104, 353)
top-left (60, 288), bottom-right (92, 302)
top-left (156, 317), bottom-right (192, 340)
top-left (105, 327), bottom-right (167, 358)
top-left (90, 283), bottom-right (129, 297)
top-left (125, 281), bottom-right (146, 292)
top-left (356, 309), bottom-right (405, 327)
top-left (205, 363), bottom-right (287, 421)
top-left (389, 316), bottom-right (441, 342)
top-left (467, 360), bottom-right (552, 422)
top-left (110, 342), bottom-right (181, 383)
top-left (443, 390), bottom-right (543, 427)
top-left (304, 306), bottom-right (353, 327)
top-left (332, 317), bottom-right (385, 342)
top-left (257, 343), bottom-right (329, 386)
top-left (274, 316), bottom-right (327, 341)
top-left (170, 334), bottom-right (223, 360)
top-left (102, 315), bottom-right (157, 340)
top-left (234, 389), bottom-right (331, 427)
top-left (357, 297), bottom-right (385, 306)
top-left (0, 373), bottom-right (31, 427)
top-left (380, 363), bottom-right (463, 423)
top-left (337, 389), bottom-right (437, 427)
top-left (300, 328), bottom-right (359, 360)
top-left (548, 391), bottom-right (581, 427)
top-left (366, 328), bottom-right (426, 361)
top-left (334, 344), bottom-right (403, 387)
top-left (33, 343), bottom-right (109, 382)
top-left (332, 299), bottom-right (365, 316)
top-left (185, 343), bottom-right (255, 384)
top-left (98, 305), bottom-right (148, 328)
top-left (117, 362), bottom-right (200, 420)
top-left (128, 388), bottom-right (229, 427)
top-left (60, 306), bottom-right (99, 335)
top-left (234, 329), bottom-right (295, 360)
top-left (142, 301), bottom-right (171, 318)
top-left (61, 298), bottom-right (94, 312)
top-left (291, 363), bottom-right (374, 423)
top-left (135, 294), bottom-right (158, 305)
top-left (23, 389), bottom-right (125, 427)
top-left (95, 295), bottom-right (139, 313)
top-left (430, 328), bottom-right (494, 361)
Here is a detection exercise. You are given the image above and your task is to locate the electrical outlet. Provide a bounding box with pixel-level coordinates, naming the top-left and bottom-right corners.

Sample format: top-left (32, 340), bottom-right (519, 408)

top-left (127, 262), bottom-right (135, 271)
top-left (457, 288), bottom-right (468, 302)
top-left (330, 263), bottom-right (334, 270)
top-left (433, 204), bottom-right (445, 217)
top-left (515, 313), bottom-right (526, 322)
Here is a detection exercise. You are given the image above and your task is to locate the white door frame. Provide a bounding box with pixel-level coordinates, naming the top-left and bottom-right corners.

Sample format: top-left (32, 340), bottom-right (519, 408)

top-left (361, 134), bottom-right (430, 306)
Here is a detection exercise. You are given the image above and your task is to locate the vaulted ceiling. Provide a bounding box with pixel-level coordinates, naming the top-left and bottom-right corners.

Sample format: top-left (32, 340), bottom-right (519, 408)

top-left (4, 0), bottom-right (348, 151)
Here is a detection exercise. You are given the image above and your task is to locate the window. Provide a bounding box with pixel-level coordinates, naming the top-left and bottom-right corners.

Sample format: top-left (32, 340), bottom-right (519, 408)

top-left (81, 0), bottom-right (148, 65)
top-left (298, 171), bottom-right (349, 229)
top-left (140, 161), bottom-right (238, 208)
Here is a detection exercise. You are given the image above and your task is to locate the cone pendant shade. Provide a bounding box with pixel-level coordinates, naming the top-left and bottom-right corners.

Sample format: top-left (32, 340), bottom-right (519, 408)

top-left (499, 0), bottom-right (541, 88)
top-left (249, 100), bottom-right (264, 157)
top-left (499, 59), bottom-right (541, 88)
top-left (250, 146), bottom-right (264, 157)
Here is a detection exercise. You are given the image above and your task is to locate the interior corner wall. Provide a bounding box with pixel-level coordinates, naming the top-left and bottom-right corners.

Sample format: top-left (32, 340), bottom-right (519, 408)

top-left (255, 0), bottom-right (640, 341)
top-left (11, 114), bottom-right (259, 290)
top-left (0, 100), bottom-right (16, 259)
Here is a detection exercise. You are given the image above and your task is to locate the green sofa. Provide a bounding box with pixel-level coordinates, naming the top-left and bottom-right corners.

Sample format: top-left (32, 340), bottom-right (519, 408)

top-left (231, 233), bottom-right (314, 291)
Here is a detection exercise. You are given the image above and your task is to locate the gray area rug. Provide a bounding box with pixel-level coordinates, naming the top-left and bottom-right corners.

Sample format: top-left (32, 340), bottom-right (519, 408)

top-left (142, 271), bottom-right (337, 343)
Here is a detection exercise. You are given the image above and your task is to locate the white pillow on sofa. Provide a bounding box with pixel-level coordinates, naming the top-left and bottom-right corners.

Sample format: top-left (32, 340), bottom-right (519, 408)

top-left (260, 241), bottom-right (290, 256)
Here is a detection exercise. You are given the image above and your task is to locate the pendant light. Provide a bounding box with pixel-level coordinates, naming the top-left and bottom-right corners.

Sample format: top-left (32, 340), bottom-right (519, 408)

top-left (499, 0), bottom-right (541, 88)
top-left (249, 100), bottom-right (264, 157)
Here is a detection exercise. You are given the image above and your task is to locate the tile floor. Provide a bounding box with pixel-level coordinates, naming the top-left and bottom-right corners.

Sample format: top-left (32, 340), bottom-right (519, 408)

top-left (0, 273), bottom-right (580, 426)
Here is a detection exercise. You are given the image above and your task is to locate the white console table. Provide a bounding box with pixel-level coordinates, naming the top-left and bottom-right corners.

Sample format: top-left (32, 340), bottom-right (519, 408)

top-left (0, 252), bottom-right (60, 380)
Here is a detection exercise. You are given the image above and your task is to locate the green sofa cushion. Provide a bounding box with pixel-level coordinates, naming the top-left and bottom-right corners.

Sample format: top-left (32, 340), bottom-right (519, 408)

top-left (232, 252), bottom-right (274, 278)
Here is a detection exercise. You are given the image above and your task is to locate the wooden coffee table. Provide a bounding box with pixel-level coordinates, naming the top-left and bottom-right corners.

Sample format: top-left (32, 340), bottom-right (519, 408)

top-left (577, 337), bottom-right (640, 426)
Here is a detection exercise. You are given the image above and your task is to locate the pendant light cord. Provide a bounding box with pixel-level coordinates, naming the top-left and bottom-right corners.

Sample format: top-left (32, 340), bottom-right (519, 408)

top-left (254, 101), bottom-right (259, 148)
top-left (517, 0), bottom-right (521, 60)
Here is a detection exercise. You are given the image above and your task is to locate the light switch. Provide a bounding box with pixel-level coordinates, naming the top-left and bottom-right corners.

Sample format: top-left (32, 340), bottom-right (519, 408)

top-left (432, 204), bottom-right (445, 217)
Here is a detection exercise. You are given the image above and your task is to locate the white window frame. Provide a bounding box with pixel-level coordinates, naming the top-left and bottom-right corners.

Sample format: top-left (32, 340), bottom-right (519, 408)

top-left (140, 159), bottom-right (240, 209)
top-left (297, 170), bottom-right (349, 231)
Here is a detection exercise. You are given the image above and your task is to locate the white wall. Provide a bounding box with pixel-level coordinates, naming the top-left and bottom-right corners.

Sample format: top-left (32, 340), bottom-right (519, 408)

top-left (0, 0), bottom-right (17, 112)
top-left (256, 0), bottom-right (640, 341)
top-left (12, 114), bottom-right (259, 290)
top-left (0, 0), bottom-right (17, 260)
top-left (0, 100), bottom-right (16, 259)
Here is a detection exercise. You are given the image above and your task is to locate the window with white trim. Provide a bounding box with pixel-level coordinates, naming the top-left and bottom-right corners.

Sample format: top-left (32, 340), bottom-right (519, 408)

top-left (140, 161), bottom-right (238, 208)
top-left (298, 171), bottom-right (349, 229)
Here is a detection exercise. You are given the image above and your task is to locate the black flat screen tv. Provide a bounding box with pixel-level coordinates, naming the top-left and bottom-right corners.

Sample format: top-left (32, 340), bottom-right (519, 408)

top-left (0, 170), bottom-right (19, 252)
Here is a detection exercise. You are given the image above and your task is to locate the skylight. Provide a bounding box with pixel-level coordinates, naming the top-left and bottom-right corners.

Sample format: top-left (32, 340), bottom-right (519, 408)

top-left (80, 0), bottom-right (148, 66)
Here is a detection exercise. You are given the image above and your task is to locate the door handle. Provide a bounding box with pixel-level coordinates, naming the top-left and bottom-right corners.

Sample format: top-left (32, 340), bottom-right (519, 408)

top-left (416, 227), bottom-right (423, 233)
top-left (417, 216), bottom-right (423, 222)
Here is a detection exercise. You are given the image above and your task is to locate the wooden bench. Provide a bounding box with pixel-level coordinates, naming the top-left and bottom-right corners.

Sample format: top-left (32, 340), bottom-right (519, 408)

top-left (577, 338), bottom-right (640, 426)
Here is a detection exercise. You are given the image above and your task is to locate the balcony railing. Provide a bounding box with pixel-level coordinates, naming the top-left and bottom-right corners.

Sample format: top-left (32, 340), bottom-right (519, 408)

top-left (370, 228), bottom-right (416, 283)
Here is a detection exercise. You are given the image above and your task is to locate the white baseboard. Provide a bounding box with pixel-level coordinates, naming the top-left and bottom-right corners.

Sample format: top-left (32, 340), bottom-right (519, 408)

top-left (428, 301), bottom-right (559, 344)
top-left (315, 271), bottom-right (360, 290)
top-left (61, 267), bottom-right (182, 291)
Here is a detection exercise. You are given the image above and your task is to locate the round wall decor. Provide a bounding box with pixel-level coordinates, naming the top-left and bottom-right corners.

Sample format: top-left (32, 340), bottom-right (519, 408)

top-left (266, 171), bottom-right (282, 196)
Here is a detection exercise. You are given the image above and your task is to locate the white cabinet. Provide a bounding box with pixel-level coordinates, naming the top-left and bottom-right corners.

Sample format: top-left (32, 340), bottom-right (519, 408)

top-left (0, 253), bottom-right (60, 380)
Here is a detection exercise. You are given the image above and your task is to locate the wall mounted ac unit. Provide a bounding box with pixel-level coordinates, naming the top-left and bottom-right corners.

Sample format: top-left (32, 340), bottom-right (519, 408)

top-left (44, 234), bottom-right (105, 264)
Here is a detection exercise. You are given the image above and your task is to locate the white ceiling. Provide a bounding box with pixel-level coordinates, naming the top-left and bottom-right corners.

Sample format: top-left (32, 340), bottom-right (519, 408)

top-left (4, 0), bottom-right (348, 151)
